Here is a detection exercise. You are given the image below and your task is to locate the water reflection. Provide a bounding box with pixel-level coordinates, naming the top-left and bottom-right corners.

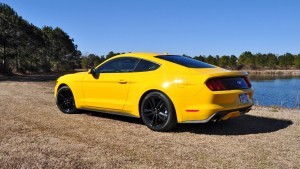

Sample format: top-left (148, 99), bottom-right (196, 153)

top-left (249, 74), bottom-right (300, 81)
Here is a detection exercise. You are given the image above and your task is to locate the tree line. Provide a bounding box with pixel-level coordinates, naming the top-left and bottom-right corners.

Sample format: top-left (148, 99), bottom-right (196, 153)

top-left (82, 51), bottom-right (300, 70)
top-left (1, 3), bottom-right (300, 75)
top-left (192, 52), bottom-right (300, 70)
top-left (81, 51), bottom-right (122, 69)
top-left (0, 3), bottom-right (81, 74)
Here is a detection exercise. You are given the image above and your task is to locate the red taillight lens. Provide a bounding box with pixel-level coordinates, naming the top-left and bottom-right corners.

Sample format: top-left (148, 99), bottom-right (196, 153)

top-left (206, 79), bottom-right (226, 91)
top-left (206, 76), bottom-right (251, 91)
top-left (244, 76), bottom-right (252, 88)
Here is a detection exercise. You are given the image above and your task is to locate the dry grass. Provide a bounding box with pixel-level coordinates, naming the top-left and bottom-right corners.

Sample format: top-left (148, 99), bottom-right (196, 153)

top-left (0, 76), bottom-right (300, 168)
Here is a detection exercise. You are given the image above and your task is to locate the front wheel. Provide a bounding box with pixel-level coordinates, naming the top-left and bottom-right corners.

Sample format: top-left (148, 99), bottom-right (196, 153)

top-left (140, 92), bottom-right (177, 131)
top-left (56, 86), bottom-right (78, 114)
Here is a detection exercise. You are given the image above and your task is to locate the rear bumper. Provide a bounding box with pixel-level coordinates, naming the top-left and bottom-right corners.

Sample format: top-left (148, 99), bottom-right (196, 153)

top-left (174, 86), bottom-right (254, 123)
top-left (181, 105), bottom-right (252, 123)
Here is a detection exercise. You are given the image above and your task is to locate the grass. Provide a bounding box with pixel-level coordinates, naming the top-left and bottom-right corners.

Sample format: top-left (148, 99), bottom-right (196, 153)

top-left (0, 76), bottom-right (300, 168)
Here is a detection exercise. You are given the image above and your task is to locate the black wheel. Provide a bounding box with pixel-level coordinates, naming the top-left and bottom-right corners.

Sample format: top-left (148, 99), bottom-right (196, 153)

top-left (140, 91), bottom-right (177, 131)
top-left (56, 86), bottom-right (78, 114)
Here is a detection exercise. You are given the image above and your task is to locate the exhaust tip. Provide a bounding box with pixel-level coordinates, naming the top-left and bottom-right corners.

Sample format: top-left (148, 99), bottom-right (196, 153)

top-left (211, 115), bottom-right (221, 122)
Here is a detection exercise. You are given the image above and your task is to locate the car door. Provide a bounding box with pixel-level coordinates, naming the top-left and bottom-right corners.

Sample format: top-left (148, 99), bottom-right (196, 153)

top-left (82, 57), bottom-right (139, 110)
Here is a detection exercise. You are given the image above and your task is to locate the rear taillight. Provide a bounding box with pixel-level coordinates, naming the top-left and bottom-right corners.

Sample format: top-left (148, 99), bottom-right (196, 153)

top-left (243, 76), bottom-right (252, 88)
top-left (206, 79), bottom-right (226, 91)
top-left (206, 76), bottom-right (251, 91)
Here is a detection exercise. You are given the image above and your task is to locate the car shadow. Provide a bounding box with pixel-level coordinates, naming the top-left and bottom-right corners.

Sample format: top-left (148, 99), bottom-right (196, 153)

top-left (80, 110), bottom-right (143, 125)
top-left (79, 110), bottom-right (293, 135)
top-left (173, 115), bottom-right (293, 135)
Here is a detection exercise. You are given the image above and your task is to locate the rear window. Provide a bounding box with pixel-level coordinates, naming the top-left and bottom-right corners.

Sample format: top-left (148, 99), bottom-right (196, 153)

top-left (156, 55), bottom-right (215, 68)
top-left (134, 59), bottom-right (160, 72)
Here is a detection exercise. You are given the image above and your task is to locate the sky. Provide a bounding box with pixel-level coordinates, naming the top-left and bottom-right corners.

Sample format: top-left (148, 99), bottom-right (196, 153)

top-left (1, 0), bottom-right (300, 56)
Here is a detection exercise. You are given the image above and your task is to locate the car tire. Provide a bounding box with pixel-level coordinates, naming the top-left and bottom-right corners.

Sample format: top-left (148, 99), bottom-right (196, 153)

top-left (140, 91), bottom-right (177, 131)
top-left (56, 86), bottom-right (78, 114)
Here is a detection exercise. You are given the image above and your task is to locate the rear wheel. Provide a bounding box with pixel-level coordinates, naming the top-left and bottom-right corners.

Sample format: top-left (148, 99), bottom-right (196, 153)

top-left (140, 92), bottom-right (177, 131)
top-left (56, 86), bottom-right (78, 114)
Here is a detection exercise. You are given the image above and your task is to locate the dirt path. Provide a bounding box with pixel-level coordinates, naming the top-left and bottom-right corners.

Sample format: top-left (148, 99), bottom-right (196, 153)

top-left (0, 79), bottom-right (299, 168)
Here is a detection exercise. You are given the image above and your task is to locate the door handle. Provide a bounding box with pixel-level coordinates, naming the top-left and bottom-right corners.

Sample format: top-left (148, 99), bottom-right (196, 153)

top-left (118, 80), bottom-right (127, 84)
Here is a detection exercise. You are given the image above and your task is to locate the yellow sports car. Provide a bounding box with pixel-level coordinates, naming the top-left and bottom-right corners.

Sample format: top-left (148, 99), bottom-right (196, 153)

top-left (55, 52), bottom-right (253, 131)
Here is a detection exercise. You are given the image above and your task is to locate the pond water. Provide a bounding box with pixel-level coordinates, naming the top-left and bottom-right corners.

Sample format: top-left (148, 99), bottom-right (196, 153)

top-left (249, 74), bottom-right (300, 109)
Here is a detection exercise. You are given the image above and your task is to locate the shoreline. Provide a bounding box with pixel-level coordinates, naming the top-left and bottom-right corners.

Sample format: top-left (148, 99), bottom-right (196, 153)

top-left (2, 69), bottom-right (300, 76)
top-left (244, 69), bottom-right (300, 75)
top-left (253, 105), bottom-right (300, 111)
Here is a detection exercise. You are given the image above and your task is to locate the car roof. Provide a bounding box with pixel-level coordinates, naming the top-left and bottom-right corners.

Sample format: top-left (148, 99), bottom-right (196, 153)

top-left (116, 52), bottom-right (161, 59)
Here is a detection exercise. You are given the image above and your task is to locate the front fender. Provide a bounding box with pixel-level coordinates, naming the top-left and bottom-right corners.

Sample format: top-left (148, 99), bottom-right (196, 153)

top-left (54, 72), bottom-right (87, 109)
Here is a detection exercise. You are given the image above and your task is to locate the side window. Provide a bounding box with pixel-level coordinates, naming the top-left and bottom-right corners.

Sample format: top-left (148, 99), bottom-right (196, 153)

top-left (96, 58), bottom-right (139, 73)
top-left (134, 59), bottom-right (160, 72)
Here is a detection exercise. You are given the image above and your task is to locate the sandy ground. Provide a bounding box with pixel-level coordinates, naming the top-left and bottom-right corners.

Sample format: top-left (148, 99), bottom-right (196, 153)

top-left (0, 77), bottom-right (299, 168)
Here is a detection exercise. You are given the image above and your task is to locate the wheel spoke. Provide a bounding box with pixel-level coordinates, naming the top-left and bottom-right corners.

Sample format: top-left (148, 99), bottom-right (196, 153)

top-left (143, 109), bottom-right (155, 116)
top-left (156, 99), bottom-right (163, 109)
top-left (64, 89), bottom-right (70, 98)
top-left (65, 102), bottom-right (70, 109)
top-left (58, 101), bottom-right (65, 107)
top-left (144, 108), bottom-right (152, 113)
top-left (150, 97), bottom-right (156, 109)
top-left (145, 113), bottom-right (155, 117)
top-left (146, 100), bottom-right (153, 110)
top-left (58, 94), bottom-right (65, 100)
top-left (61, 102), bottom-right (68, 109)
top-left (154, 114), bottom-right (158, 125)
top-left (68, 90), bottom-right (73, 99)
top-left (157, 112), bottom-right (167, 121)
top-left (151, 114), bottom-right (156, 125)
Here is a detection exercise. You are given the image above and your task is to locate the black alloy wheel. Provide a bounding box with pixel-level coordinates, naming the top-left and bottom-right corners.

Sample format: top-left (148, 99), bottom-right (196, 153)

top-left (140, 91), bottom-right (177, 131)
top-left (56, 86), bottom-right (78, 114)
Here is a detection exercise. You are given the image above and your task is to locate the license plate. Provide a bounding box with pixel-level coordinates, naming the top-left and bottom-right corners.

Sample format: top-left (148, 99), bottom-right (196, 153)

top-left (239, 93), bottom-right (249, 104)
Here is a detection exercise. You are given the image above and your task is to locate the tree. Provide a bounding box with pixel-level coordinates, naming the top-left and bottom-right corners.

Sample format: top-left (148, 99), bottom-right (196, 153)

top-left (194, 55), bottom-right (205, 62)
top-left (255, 53), bottom-right (266, 69)
top-left (228, 55), bottom-right (237, 69)
top-left (284, 53), bottom-right (295, 68)
top-left (0, 3), bottom-right (19, 74)
top-left (205, 55), bottom-right (218, 66)
top-left (238, 51), bottom-right (255, 68)
top-left (278, 53), bottom-right (294, 69)
top-left (0, 3), bottom-right (81, 74)
top-left (182, 54), bottom-right (191, 58)
top-left (294, 54), bottom-right (300, 69)
top-left (218, 55), bottom-right (230, 68)
top-left (81, 54), bottom-right (101, 69)
top-left (106, 51), bottom-right (120, 59)
top-left (266, 53), bottom-right (277, 69)
top-left (215, 55), bottom-right (220, 66)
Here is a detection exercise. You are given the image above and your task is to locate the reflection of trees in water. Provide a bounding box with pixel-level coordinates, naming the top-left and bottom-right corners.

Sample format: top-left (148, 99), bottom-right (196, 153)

top-left (249, 74), bottom-right (300, 81)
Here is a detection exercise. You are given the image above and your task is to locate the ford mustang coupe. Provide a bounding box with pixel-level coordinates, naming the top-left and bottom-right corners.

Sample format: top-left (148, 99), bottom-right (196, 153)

top-left (55, 52), bottom-right (253, 131)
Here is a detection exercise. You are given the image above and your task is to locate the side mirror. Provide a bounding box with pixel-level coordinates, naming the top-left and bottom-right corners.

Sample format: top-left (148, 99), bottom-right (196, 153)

top-left (88, 68), bottom-right (96, 75)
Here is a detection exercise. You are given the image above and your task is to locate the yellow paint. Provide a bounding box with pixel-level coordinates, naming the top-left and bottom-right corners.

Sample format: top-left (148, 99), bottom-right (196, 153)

top-left (54, 52), bottom-right (253, 123)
